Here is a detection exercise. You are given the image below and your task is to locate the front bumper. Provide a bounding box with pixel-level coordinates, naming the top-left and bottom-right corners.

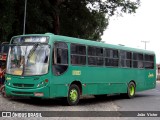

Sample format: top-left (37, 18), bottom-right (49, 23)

top-left (5, 85), bottom-right (50, 98)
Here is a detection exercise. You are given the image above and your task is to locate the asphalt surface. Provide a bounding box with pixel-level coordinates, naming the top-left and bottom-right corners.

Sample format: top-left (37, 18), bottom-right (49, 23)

top-left (0, 82), bottom-right (160, 120)
top-left (114, 81), bottom-right (160, 111)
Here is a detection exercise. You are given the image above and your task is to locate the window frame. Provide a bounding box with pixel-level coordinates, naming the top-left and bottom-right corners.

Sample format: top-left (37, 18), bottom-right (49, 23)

top-left (70, 43), bottom-right (86, 66)
top-left (104, 48), bottom-right (119, 67)
top-left (119, 50), bottom-right (133, 68)
top-left (53, 42), bottom-right (69, 65)
top-left (144, 54), bottom-right (154, 69)
top-left (88, 46), bottom-right (104, 66)
top-left (52, 41), bottom-right (69, 76)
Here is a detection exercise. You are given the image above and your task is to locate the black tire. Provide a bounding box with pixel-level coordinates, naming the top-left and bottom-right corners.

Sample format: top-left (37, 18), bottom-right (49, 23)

top-left (126, 82), bottom-right (136, 98)
top-left (67, 84), bottom-right (80, 106)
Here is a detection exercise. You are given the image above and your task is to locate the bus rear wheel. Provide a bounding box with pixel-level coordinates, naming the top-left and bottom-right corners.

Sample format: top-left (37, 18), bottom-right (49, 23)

top-left (67, 84), bottom-right (80, 106)
top-left (127, 82), bottom-right (136, 98)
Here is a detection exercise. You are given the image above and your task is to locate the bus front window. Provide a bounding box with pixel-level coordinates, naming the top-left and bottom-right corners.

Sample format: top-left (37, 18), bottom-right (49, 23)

top-left (6, 45), bottom-right (50, 76)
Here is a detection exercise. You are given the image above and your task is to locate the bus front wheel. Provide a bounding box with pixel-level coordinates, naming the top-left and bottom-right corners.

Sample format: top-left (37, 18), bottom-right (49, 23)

top-left (67, 84), bottom-right (80, 106)
top-left (127, 82), bottom-right (136, 98)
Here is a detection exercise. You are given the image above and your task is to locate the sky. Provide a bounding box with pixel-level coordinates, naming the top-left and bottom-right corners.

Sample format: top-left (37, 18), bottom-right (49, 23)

top-left (102, 0), bottom-right (160, 63)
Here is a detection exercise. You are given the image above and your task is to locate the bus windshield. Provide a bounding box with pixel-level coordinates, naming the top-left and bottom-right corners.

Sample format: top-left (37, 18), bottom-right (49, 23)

top-left (6, 44), bottom-right (50, 76)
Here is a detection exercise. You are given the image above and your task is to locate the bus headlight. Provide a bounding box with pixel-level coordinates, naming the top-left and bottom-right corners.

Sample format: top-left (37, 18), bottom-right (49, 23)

top-left (37, 84), bottom-right (40, 87)
top-left (6, 82), bottom-right (11, 86)
top-left (37, 79), bottom-right (48, 88)
top-left (37, 83), bottom-right (44, 88)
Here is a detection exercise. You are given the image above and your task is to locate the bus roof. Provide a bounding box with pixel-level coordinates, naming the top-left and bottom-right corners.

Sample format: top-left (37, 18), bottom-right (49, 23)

top-left (54, 34), bottom-right (155, 55)
top-left (12, 33), bottom-right (155, 55)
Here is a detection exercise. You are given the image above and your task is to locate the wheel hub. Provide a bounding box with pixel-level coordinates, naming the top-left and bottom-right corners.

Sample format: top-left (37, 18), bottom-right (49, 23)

top-left (70, 89), bottom-right (78, 102)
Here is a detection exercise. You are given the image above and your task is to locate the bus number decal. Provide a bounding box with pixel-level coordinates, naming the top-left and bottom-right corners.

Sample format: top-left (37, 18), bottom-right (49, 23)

top-left (72, 70), bottom-right (81, 76)
top-left (6, 77), bottom-right (11, 80)
top-left (148, 73), bottom-right (154, 78)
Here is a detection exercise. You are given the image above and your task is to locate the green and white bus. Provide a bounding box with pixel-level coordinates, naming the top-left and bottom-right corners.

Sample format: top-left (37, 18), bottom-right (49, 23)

top-left (5, 33), bottom-right (156, 105)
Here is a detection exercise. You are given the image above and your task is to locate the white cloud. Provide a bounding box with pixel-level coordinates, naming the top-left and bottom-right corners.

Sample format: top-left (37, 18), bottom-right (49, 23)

top-left (102, 0), bottom-right (160, 63)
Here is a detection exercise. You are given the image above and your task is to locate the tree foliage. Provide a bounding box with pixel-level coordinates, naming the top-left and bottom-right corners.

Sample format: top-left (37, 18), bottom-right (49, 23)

top-left (0, 0), bottom-right (140, 42)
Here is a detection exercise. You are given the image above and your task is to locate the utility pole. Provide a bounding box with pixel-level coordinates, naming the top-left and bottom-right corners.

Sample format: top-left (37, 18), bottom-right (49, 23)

top-left (23, 0), bottom-right (27, 35)
top-left (141, 41), bottom-right (149, 50)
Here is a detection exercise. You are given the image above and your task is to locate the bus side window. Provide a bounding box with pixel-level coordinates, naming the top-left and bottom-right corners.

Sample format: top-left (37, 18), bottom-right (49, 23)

top-left (52, 42), bottom-right (68, 75)
top-left (88, 46), bottom-right (104, 66)
top-left (138, 53), bottom-right (144, 68)
top-left (144, 54), bottom-right (154, 69)
top-left (133, 53), bottom-right (144, 69)
top-left (126, 52), bottom-right (132, 68)
top-left (120, 50), bottom-right (126, 67)
top-left (71, 43), bottom-right (86, 65)
top-left (105, 48), bottom-right (119, 67)
top-left (133, 53), bottom-right (138, 68)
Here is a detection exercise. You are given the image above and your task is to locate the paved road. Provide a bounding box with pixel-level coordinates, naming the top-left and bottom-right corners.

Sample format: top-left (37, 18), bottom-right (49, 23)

top-left (114, 81), bottom-right (160, 111)
top-left (0, 82), bottom-right (160, 120)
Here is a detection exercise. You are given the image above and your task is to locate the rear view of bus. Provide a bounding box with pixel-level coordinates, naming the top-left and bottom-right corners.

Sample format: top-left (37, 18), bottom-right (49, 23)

top-left (5, 35), bottom-right (51, 98)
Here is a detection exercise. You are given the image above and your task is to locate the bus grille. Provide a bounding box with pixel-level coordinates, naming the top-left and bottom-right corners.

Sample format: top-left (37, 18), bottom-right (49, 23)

top-left (13, 83), bottom-right (34, 88)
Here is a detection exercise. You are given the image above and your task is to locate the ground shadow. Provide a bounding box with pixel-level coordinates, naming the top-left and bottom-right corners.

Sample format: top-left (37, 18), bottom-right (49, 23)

top-left (5, 92), bottom-right (156, 107)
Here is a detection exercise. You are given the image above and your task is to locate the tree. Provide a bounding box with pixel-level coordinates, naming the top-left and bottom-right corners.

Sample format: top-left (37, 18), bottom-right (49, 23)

top-left (0, 0), bottom-right (140, 42)
top-left (0, 0), bottom-right (15, 41)
top-left (57, 0), bottom-right (140, 40)
top-left (59, 0), bottom-right (108, 40)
